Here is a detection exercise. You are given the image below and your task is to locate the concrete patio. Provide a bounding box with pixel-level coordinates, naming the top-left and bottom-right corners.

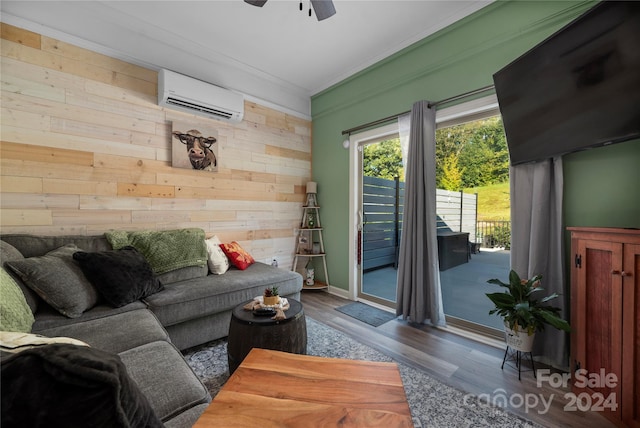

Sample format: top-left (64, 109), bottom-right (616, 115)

top-left (362, 248), bottom-right (510, 330)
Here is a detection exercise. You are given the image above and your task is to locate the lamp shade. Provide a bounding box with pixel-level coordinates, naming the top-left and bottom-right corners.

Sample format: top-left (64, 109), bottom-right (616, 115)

top-left (306, 181), bottom-right (317, 194)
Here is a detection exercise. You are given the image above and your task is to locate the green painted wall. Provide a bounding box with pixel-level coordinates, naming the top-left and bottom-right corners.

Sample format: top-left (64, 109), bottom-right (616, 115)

top-left (311, 0), bottom-right (639, 291)
top-left (564, 139), bottom-right (640, 228)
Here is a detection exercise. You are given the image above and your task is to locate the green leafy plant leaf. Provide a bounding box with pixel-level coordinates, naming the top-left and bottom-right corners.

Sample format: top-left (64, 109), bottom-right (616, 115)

top-left (486, 270), bottom-right (570, 333)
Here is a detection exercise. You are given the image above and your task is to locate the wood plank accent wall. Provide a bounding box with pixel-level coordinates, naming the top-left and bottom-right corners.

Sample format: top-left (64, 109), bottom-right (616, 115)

top-left (0, 23), bottom-right (311, 268)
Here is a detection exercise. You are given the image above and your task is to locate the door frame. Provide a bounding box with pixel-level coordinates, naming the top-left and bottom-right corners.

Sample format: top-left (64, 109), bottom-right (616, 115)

top-left (348, 123), bottom-right (399, 302)
top-left (356, 130), bottom-right (402, 306)
top-left (346, 95), bottom-right (500, 302)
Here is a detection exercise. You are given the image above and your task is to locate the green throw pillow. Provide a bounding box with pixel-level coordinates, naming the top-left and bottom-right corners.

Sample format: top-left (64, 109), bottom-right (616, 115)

top-left (0, 268), bottom-right (35, 333)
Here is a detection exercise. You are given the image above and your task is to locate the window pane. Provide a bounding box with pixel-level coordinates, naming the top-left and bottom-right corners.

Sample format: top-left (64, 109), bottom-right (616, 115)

top-left (435, 116), bottom-right (510, 332)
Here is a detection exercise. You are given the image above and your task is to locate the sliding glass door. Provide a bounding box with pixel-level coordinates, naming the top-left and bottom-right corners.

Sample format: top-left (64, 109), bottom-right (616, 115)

top-left (348, 96), bottom-right (510, 336)
top-left (435, 115), bottom-right (510, 335)
top-left (356, 132), bottom-right (402, 308)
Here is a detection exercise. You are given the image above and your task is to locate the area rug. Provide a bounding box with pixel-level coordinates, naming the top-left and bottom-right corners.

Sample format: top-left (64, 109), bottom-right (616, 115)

top-left (183, 318), bottom-right (539, 428)
top-left (335, 301), bottom-right (397, 327)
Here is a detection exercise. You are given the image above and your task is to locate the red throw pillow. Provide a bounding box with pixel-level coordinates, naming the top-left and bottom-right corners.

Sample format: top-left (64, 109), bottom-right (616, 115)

top-left (219, 241), bottom-right (255, 270)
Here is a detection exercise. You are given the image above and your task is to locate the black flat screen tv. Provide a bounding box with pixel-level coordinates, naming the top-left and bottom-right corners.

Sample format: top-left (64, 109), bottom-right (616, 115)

top-left (493, 1), bottom-right (640, 165)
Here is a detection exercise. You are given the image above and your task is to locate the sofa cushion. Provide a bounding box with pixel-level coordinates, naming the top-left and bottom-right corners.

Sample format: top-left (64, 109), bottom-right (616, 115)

top-left (0, 268), bottom-right (35, 333)
top-left (32, 301), bottom-right (147, 333)
top-left (144, 262), bottom-right (302, 327)
top-left (1, 343), bottom-right (163, 428)
top-left (105, 228), bottom-right (207, 274)
top-left (73, 246), bottom-right (163, 308)
top-left (205, 235), bottom-right (229, 275)
top-left (156, 265), bottom-right (208, 285)
top-left (118, 340), bottom-right (210, 423)
top-left (0, 234), bottom-right (112, 258)
top-left (35, 309), bottom-right (170, 355)
top-left (5, 245), bottom-right (99, 319)
top-left (1, 241), bottom-right (39, 314)
top-left (163, 402), bottom-right (210, 428)
top-left (219, 241), bottom-right (255, 270)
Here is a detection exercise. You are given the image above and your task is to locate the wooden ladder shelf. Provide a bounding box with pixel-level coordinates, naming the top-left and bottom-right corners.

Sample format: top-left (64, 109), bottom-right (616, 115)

top-left (293, 200), bottom-right (329, 290)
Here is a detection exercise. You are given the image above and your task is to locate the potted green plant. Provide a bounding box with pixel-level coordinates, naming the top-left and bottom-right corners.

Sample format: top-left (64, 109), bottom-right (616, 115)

top-left (263, 286), bottom-right (280, 306)
top-left (486, 270), bottom-right (571, 352)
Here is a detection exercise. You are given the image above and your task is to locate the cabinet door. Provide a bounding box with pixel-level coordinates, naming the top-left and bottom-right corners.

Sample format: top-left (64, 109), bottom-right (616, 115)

top-left (622, 244), bottom-right (640, 428)
top-left (574, 239), bottom-right (623, 421)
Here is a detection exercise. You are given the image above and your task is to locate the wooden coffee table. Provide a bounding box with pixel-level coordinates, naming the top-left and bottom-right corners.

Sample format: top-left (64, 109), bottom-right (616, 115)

top-left (194, 348), bottom-right (413, 427)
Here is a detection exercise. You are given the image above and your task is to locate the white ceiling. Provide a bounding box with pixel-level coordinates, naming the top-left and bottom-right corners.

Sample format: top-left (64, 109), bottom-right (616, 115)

top-left (1, 0), bottom-right (492, 117)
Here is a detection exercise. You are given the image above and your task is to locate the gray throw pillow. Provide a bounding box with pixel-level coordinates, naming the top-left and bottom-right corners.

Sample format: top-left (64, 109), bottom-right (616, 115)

top-left (0, 240), bottom-right (24, 262)
top-left (5, 245), bottom-right (99, 318)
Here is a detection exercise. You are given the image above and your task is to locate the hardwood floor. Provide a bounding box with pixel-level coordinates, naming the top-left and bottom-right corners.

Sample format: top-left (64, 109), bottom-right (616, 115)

top-left (300, 291), bottom-right (615, 428)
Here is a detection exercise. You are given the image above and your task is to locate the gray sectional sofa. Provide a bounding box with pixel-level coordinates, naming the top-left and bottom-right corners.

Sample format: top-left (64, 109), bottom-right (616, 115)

top-left (0, 231), bottom-right (303, 427)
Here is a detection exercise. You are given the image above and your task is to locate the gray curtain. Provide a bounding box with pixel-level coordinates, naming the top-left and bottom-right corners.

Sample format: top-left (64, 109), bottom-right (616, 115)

top-left (510, 156), bottom-right (567, 369)
top-left (396, 101), bottom-right (445, 326)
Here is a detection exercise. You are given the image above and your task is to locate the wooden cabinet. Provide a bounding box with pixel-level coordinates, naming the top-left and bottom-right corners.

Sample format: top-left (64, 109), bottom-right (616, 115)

top-left (569, 227), bottom-right (640, 427)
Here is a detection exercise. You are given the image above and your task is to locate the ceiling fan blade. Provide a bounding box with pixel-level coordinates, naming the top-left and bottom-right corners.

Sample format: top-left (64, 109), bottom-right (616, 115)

top-left (310, 0), bottom-right (336, 21)
top-left (244, 0), bottom-right (268, 7)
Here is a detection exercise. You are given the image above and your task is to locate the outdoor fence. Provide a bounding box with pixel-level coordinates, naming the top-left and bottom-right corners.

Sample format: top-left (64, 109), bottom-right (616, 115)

top-left (435, 189), bottom-right (478, 239)
top-left (361, 176), bottom-right (480, 271)
top-left (476, 220), bottom-right (511, 249)
top-left (361, 176), bottom-right (403, 271)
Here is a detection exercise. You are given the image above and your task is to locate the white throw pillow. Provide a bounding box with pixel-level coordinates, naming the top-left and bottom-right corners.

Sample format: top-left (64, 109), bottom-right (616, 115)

top-left (205, 235), bottom-right (230, 275)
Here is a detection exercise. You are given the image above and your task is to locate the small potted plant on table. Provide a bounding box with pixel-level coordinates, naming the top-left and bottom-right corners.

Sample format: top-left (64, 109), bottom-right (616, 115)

top-left (486, 270), bottom-right (571, 352)
top-left (263, 286), bottom-right (280, 306)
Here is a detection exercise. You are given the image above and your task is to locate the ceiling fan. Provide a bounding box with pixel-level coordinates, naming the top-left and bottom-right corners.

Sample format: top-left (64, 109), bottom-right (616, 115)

top-left (244, 0), bottom-right (336, 21)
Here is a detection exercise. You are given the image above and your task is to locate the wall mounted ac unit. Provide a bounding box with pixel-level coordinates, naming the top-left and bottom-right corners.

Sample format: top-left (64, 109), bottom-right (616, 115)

top-left (158, 69), bottom-right (244, 123)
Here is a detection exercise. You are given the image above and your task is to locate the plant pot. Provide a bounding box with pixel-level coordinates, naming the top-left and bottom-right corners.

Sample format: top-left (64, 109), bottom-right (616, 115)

top-left (504, 323), bottom-right (535, 352)
top-left (263, 296), bottom-right (280, 306)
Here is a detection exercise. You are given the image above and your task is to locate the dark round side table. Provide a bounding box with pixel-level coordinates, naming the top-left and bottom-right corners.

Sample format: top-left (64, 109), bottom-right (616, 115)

top-left (227, 298), bottom-right (307, 374)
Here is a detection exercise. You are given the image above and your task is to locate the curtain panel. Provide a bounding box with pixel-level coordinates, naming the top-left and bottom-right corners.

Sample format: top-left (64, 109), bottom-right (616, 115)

top-left (510, 156), bottom-right (568, 368)
top-left (396, 101), bottom-right (445, 326)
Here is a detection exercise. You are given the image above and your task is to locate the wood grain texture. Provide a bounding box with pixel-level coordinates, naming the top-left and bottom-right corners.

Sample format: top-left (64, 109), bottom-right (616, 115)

top-left (195, 348), bottom-right (413, 428)
top-left (621, 243), bottom-right (640, 427)
top-left (1, 23), bottom-right (311, 267)
top-left (569, 228), bottom-right (640, 428)
top-left (1, 24), bottom-right (40, 49)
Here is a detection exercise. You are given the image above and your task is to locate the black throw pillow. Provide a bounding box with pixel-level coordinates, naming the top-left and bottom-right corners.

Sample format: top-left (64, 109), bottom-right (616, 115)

top-left (73, 246), bottom-right (163, 307)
